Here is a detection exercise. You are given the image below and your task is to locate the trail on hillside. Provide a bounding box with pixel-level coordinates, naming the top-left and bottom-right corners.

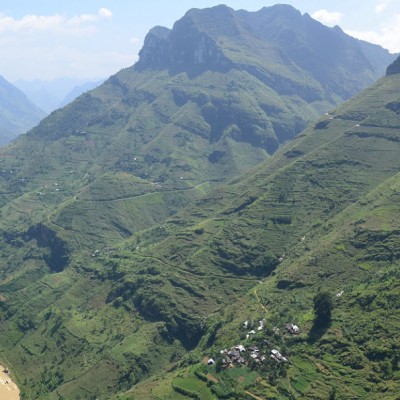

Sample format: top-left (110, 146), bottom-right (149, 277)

top-left (253, 287), bottom-right (268, 314)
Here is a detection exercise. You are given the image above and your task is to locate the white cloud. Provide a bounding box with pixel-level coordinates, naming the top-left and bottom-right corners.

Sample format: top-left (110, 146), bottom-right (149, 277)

top-left (0, 13), bottom-right (64, 33)
top-left (311, 9), bottom-right (343, 27)
top-left (99, 8), bottom-right (113, 18)
top-left (346, 13), bottom-right (400, 52)
top-left (0, 7), bottom-right (138, 81)
top-left (0, 8), bottom-right (112, 35)
top-left (375, 0), bottom-right (392, 14)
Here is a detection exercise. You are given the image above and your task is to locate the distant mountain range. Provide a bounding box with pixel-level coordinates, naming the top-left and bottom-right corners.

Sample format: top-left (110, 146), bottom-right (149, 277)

top-left (14, 78), bottom-right (104, 114)
top-left (0, 75), bottom-right (45, 145)
top-left (0, 5), bottom-right (399, 399)
top-left (58, 79), bottom-right (105, 109)
top-left (0, 76), bottom-right (103, 145)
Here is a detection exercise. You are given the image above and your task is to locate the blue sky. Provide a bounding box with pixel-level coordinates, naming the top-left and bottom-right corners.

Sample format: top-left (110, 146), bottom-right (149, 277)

top-left (1, 0), bottom-right (399, 81)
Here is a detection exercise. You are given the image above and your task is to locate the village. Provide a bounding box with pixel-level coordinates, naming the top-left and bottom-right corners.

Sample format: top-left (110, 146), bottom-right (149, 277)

top-left (207, 320), bottom-right (300, 370)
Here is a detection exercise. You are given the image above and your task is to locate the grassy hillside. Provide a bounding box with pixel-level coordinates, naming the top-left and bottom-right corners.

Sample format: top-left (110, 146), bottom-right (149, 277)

top-left (0, 6), bottom-right (398, 399)
top-left (124, 173), bottom-right (400, 399)
top-left (116, 71), bottom-right (400, 399)
top-left (0, 65), bottom-right (399, 399)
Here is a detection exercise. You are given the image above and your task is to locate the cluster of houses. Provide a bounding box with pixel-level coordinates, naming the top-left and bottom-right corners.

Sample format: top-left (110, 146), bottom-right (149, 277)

top-left (209, 320), bottom-right (301, 369)
top-left (243, 319), bottom-right (266, 339)
top-left (270, 349), bottom-right (288, 363)
top-left (213, 343), bottom-right (288, 368)
top-left (36, 182), bottom-right (62, 196)
top-left (91, 246), bottom-right (117, 257)
top-left (243, 320), bottom-right (300, 337)
top-left (213, 344), bottom-right (264, 367)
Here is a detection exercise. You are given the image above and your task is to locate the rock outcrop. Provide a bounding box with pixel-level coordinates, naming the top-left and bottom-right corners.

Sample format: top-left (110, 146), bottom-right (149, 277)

top-left (386, 55), bottom-right (400, 75)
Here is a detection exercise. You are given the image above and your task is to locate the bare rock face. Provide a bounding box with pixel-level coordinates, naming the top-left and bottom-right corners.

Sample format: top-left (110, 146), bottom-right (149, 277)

top-left (386, 55), bottom-right (400, 75)
top-left (135, 26), bottom-right (171, 70)
top-left (135, 13), bottom-right (232, 75)
top-left (135, 4), bottom-right (395, 100)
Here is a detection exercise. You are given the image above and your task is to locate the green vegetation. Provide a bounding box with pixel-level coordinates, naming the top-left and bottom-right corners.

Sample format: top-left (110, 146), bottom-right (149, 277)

top-left (0, 6), bottom-right (398, 400)
top-left (114, 70), bottom-right (400, 399)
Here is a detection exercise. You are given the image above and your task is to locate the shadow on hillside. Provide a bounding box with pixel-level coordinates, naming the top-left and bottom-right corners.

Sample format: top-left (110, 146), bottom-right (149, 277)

top-left (307, 320), bottom-right (331, 344)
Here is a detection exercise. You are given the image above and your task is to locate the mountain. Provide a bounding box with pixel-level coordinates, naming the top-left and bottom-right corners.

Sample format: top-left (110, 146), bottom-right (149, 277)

top-left (0, 5), bottom-right (398, 399)
top-left (386, 54), bottom-right (400, 75)
top-left (111, 60), bottom-right (400, 399)
top-left (58, 79), bottom-right (105, 109)
top-left (0, 75), bottom-right (45, 145)
top-left (0, 4), bottom-right (393, 248)
top-left (14, 78), bottom-right (103, 114)
top-left (136, 5), bottom-right (394, 98)
top-left (122, 58), bottom-right (400, 398)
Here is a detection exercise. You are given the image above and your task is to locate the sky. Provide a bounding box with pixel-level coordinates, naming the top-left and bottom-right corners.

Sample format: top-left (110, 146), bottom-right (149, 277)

top-left (1, 0), bottom-right (400, 82)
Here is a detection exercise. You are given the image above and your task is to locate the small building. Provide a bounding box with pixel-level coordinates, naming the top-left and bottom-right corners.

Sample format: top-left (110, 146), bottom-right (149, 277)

top-left (271, 349), bottom-right (288, 363)
top-left (286, 323), bottom-right (300, 334)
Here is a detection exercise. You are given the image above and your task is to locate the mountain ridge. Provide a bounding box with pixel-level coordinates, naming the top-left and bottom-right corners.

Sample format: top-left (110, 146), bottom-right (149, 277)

top-left (0, 75), bottom-right (45, 144)
top-left (386, 54), bottom-right (400, 75)
top-left (136, 4), bottom-right (394, 101)
top-left (15, 78), bottom-right (105, 114)
top-left (0, 5), bottom-right (398, 399)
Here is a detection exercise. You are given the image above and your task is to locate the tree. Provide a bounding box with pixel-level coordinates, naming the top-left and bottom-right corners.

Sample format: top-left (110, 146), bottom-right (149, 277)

top-left (313, 292), bottom-right (333, 327)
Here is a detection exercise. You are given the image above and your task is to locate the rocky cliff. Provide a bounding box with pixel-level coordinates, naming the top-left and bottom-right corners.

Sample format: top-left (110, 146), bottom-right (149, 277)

top-left (386, 55), bottom-right (400, 75)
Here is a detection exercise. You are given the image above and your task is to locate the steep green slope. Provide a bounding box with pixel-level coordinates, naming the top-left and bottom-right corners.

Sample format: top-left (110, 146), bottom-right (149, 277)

top-left (0, 58), bottom-right (400, 399)
top-left (0, 75), bottom-right (45, 144)
top-left (117, 66), bottom-right (400, 399)
top-left (125, 173), bottom-right (400, 399)
top-left (0, 6), bottom-right (398, 398)
top-left (0, 5), bottom-right (394, 252)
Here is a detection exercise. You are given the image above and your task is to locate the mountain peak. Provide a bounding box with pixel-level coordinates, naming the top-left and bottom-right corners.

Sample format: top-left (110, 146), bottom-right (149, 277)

top-left (185, 4), bottom-right (234, 18)
top-left (135, 6), bottom-right (234, 74)
top-left (135, 26), bottom-right (171, 70)
top-left (260, 3), bottom-right (301, 16)
top-left (386, 55), bottom-right (400, 75)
